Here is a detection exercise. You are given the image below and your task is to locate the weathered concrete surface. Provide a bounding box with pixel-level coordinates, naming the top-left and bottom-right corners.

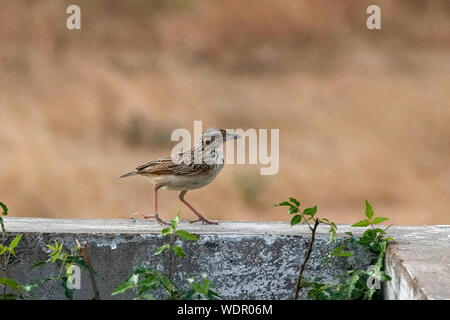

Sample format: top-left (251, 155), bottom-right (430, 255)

top-left (0, 218), bottom-right (448, 300)
top-left (383, 225), bottom-right (450, 300)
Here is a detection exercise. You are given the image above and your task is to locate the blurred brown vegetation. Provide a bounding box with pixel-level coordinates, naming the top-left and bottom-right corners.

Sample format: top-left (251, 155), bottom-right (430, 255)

top-left (0, 0), bottom-right (449, 224)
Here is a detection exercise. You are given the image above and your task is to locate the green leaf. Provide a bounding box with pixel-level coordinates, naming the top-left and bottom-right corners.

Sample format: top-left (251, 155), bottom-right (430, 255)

top-left (289, 197), bottom-right (300, 207)
top-left (0, 216), bottom-right (4, 237)
top-left (303, 206), bottom-right (317, 217)
top-left (373, 227), bottom-right (386, 235)
top-left (200, 279), bottom-right (212, 295)
top-left (191, 279), bottom-right (211, 296)
top-left (352, 219), bottom-right (371, 227)
top-left (207, 290), bottom-right (220, 300)
top-left (157, 274), bottom-right (177, 295)
top-left (365, 200), bottom-right (374, 220)
top-left (0, 277), bottom-right (18, 289)
top-left (72, 257), bottom-right (89, 271)
top-left (290, 215), bottom-right (302, 226)
top-left (0, 245), bottom-right (8, 255)
top-left (60, 276), bottom-right (74, 300)
top-left (175, 230), bottom-right (198, 241)
top-left (275, 201), bottom-right (291, 207)
top-left (330, 246), bottom-right (353, 257)
top-left (9, 234), bottom-right (22, 252)
top-left (137, 293), bottom-right (156, 300)
top-left (330, 246), bottom-right (345, 255)
top-left (0, 202), bottom-right (8, 216)
top-left (372, 217), bottom-right (388, 225)
top-left (322, 220), bottom-right (338, 244)
top-left (344, 272), bottom-right (360, 299)
top-left (154, 244), bottom-right (170, 255)
top-left (161, 227), bottom-right (172, 236)
top-left (20, 277), bottom-right (55, 292)
top-left (28, 261), bottom-right (47, 270)
top-left (378, 271), bottom-right (391, 282)
top-left (201, 278), bottom-right (211, 290)
top-left (137, 277), bottom-right (158, 289)
top-left (191, 283), bottom-right (204, 295)
top-left (328, 227), bottom-right (337, 244)
top-left (335, 251), bottom-right (354, 257)
top-left (50, 249), bottom-right (61, 263)
top-left (112, 274), bottom-right (139, 295)
top-left (134, 266), bottom-right (151, 275)
top-left (172, 245), bottom-right (186, 258)
top-left (0, 202), bottom-right (8, 237)
top-left (171, 214), bottom-right (180, 230)
top-left (364, 287), bottom-right (376, 300)
top-left (358, 229), bottom-right (381, 246)
top-left (288, 206), bottom-right (299, 214)
top-left (112, 282), bottom-right (134, 296)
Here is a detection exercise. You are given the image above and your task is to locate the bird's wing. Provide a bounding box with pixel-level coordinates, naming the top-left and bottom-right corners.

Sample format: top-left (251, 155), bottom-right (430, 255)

top-left (135, 153), bottom-right (211, 176)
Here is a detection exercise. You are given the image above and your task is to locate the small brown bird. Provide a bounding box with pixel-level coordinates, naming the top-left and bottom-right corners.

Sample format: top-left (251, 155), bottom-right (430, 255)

top-left (120, 128), bottom-right (240, 225)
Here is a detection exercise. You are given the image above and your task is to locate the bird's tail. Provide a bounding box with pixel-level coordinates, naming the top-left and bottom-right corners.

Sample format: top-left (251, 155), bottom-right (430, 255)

top-left (119, 171), bottom-right (138, 179)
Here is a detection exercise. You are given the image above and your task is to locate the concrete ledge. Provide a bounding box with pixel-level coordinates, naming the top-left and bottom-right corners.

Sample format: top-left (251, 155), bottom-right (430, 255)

top-left (1, 218), bottom-right (449, 300)
top-left (383, 225), bottom-right (450, 300)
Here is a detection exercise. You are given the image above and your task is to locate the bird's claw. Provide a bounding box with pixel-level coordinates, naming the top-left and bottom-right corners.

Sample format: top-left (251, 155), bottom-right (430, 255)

top-left (129, 212), bottom-right (170, 225)
top-left (156, 218), bottom-right (170, 226)
top-left (189, 218), bottom-right (219, 225)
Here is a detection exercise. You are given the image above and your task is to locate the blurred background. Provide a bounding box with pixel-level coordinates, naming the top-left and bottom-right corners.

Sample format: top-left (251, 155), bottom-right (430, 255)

top-left (0, 0), bottom-right (449, 224)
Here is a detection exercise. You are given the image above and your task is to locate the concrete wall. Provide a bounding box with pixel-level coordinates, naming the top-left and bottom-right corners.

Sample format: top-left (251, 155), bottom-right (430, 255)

top-left (382, 225), bottom-right (450, 300)
top-left (1, 218), bottom-right (448, 300)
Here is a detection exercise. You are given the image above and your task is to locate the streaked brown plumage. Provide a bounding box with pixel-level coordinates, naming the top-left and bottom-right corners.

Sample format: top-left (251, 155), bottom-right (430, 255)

top-left (120, 128), bottom-right (240, 225)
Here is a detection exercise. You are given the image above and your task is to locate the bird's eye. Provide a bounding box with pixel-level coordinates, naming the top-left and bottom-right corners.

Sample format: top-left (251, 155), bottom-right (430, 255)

top-left (205, 140), bottom-right (211, 145)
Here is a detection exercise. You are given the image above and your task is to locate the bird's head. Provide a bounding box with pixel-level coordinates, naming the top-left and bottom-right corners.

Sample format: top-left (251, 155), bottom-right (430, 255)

top-left (202, 128), bottom-right (240, 148)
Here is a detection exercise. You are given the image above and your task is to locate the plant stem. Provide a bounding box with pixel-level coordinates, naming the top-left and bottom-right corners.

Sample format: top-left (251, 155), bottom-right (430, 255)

top-left (57, 255), bottom-right (66, 279)
top-left (293, 218), bottom-right (320, 300)
top-left (1, 250), bottom-right (12, 297)
top-left (79, 243), bottom-right (100, 300)
top-left (0, 259), bottom-right (8, 297)
top-left (296, 212), bottom-right (313, 230)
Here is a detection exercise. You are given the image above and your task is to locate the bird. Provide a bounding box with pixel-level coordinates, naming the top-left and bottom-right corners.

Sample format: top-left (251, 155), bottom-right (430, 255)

top-left (120, 128), bottom-right (240, 225)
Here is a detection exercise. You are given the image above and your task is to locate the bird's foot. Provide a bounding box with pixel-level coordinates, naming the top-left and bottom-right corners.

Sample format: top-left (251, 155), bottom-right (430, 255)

top-left (189, 217), bottom-right (219, 225)
top-left (155, 214), bottom-right (171, 226)
top-left (130, 212), bottom-right (170, 226)
top-left (130, 212), bottom-right (153, 222)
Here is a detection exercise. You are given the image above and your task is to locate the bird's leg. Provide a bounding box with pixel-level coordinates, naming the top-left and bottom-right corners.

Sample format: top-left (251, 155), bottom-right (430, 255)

top-left (178, 190), bottom-right (219, 225)
top-left (130, 186), bottom-right (169, 225)
top-left (152, 186), bottom-right (170, 225)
